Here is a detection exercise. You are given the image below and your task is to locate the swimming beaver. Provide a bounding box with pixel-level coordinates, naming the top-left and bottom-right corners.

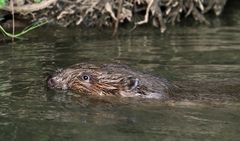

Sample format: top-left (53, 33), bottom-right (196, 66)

top-left (47, 63), bottom-right (172, 99)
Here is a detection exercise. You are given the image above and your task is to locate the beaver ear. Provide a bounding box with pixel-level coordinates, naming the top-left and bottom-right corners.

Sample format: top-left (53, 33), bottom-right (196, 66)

top-left (126, 77), bottom-right (139, 91)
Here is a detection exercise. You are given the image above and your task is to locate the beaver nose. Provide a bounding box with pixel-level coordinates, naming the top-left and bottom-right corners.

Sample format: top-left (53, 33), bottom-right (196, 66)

top-left (47, 77), bottom-right (56, 88)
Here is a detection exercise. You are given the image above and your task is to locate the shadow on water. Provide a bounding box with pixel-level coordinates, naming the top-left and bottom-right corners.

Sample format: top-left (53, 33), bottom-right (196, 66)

top-left (0, 2), bottom-right (240, 140)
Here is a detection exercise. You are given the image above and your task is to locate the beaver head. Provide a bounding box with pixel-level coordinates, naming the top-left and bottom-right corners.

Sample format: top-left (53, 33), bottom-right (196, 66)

top-left (47, 64), bottom-right (147, 97)
top-left (48, 63), bottom-right (170, 99)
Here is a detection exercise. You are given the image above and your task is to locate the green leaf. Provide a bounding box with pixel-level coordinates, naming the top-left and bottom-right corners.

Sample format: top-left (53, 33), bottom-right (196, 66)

top-left (0, 20), bottom-right (48, 39)
top-left (0, 0), bottom-right (5, 8)
top-left (34, 0), bottom-right (42, 3)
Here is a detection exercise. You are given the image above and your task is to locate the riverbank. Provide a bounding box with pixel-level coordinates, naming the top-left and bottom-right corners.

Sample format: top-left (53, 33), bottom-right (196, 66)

top-left (1, 0), bottom-right (228, 35)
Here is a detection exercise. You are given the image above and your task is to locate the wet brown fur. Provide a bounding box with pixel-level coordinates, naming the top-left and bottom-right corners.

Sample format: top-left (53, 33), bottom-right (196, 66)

top-left (48, 63), bottom-right (172, 99)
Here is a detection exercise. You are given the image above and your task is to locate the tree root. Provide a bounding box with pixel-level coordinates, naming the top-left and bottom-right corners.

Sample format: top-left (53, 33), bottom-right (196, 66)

top-left (1, 0), bottom-right (228, 33)
top-left (2, 0), bottom-right (57, 13)
top-left (112, 0), bottom-right (123, 36)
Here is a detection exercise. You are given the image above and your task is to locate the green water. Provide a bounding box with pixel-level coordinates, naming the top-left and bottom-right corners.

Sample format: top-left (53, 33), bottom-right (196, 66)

top-left (0, 4), bottom-right (240, 141)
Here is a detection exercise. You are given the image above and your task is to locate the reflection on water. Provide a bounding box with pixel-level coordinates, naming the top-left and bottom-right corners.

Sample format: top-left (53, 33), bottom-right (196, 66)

top-left (0, 6), bottom-right (240, 141)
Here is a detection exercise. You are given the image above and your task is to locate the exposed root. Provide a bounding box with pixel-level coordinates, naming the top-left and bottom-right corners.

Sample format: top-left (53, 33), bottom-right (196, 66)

top-left (0, 0), bottom-right (228, 33)
top-left (136, 0), bottom-right (154, 25)
top-left (112, 0), bottom-right (123, 37)
top-left (151, 0), bottom-right (166, 32)
top-left (2, 0), bottom-right (57, 13)
top-left (203, 0), bottom-right (227, 16)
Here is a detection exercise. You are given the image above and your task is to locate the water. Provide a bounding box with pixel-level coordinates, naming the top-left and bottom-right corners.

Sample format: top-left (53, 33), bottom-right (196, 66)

top-left (0, 4), bottom-right (240, 141)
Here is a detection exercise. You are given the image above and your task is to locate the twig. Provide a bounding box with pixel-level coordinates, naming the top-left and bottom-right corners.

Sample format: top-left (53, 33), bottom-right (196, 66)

top-left (135, 0), bottom-right (154, 25)
top-left (105, 2), bottom-right (117, 21)
top-left (112, 0), bottom-right (123, 37)
top-left (131, 0), bottom-right (154, 32)
top-left (10, 0), bottom-right (14, 41)
top-left (151, 0), bottom-right (166, 33)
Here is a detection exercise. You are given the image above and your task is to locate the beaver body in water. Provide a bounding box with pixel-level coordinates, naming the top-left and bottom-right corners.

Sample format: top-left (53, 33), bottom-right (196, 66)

top-left (47, 63), bottom-right (172, 99)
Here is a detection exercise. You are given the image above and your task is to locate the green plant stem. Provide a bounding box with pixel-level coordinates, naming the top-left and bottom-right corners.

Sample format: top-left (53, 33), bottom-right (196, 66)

top-left (0, 20), bottom-right (48, 38)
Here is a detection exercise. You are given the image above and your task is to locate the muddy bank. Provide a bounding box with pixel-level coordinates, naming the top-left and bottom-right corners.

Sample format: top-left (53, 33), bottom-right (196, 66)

top-left (1, 0), bottom-right (228, 33)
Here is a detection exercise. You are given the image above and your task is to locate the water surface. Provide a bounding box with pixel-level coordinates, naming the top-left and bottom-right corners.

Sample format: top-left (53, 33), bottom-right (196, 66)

top-left (0, 4), bottom-right (240, 141)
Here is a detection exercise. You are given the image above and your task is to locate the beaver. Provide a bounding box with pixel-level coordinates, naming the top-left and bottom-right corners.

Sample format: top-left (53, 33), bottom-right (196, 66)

top-left (47, 63), bottom-right (172, 99)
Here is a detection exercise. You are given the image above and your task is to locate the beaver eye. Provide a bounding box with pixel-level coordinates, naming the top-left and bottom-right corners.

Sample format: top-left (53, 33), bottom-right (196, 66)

top-left (82, 75), bottom-right (90, 81)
